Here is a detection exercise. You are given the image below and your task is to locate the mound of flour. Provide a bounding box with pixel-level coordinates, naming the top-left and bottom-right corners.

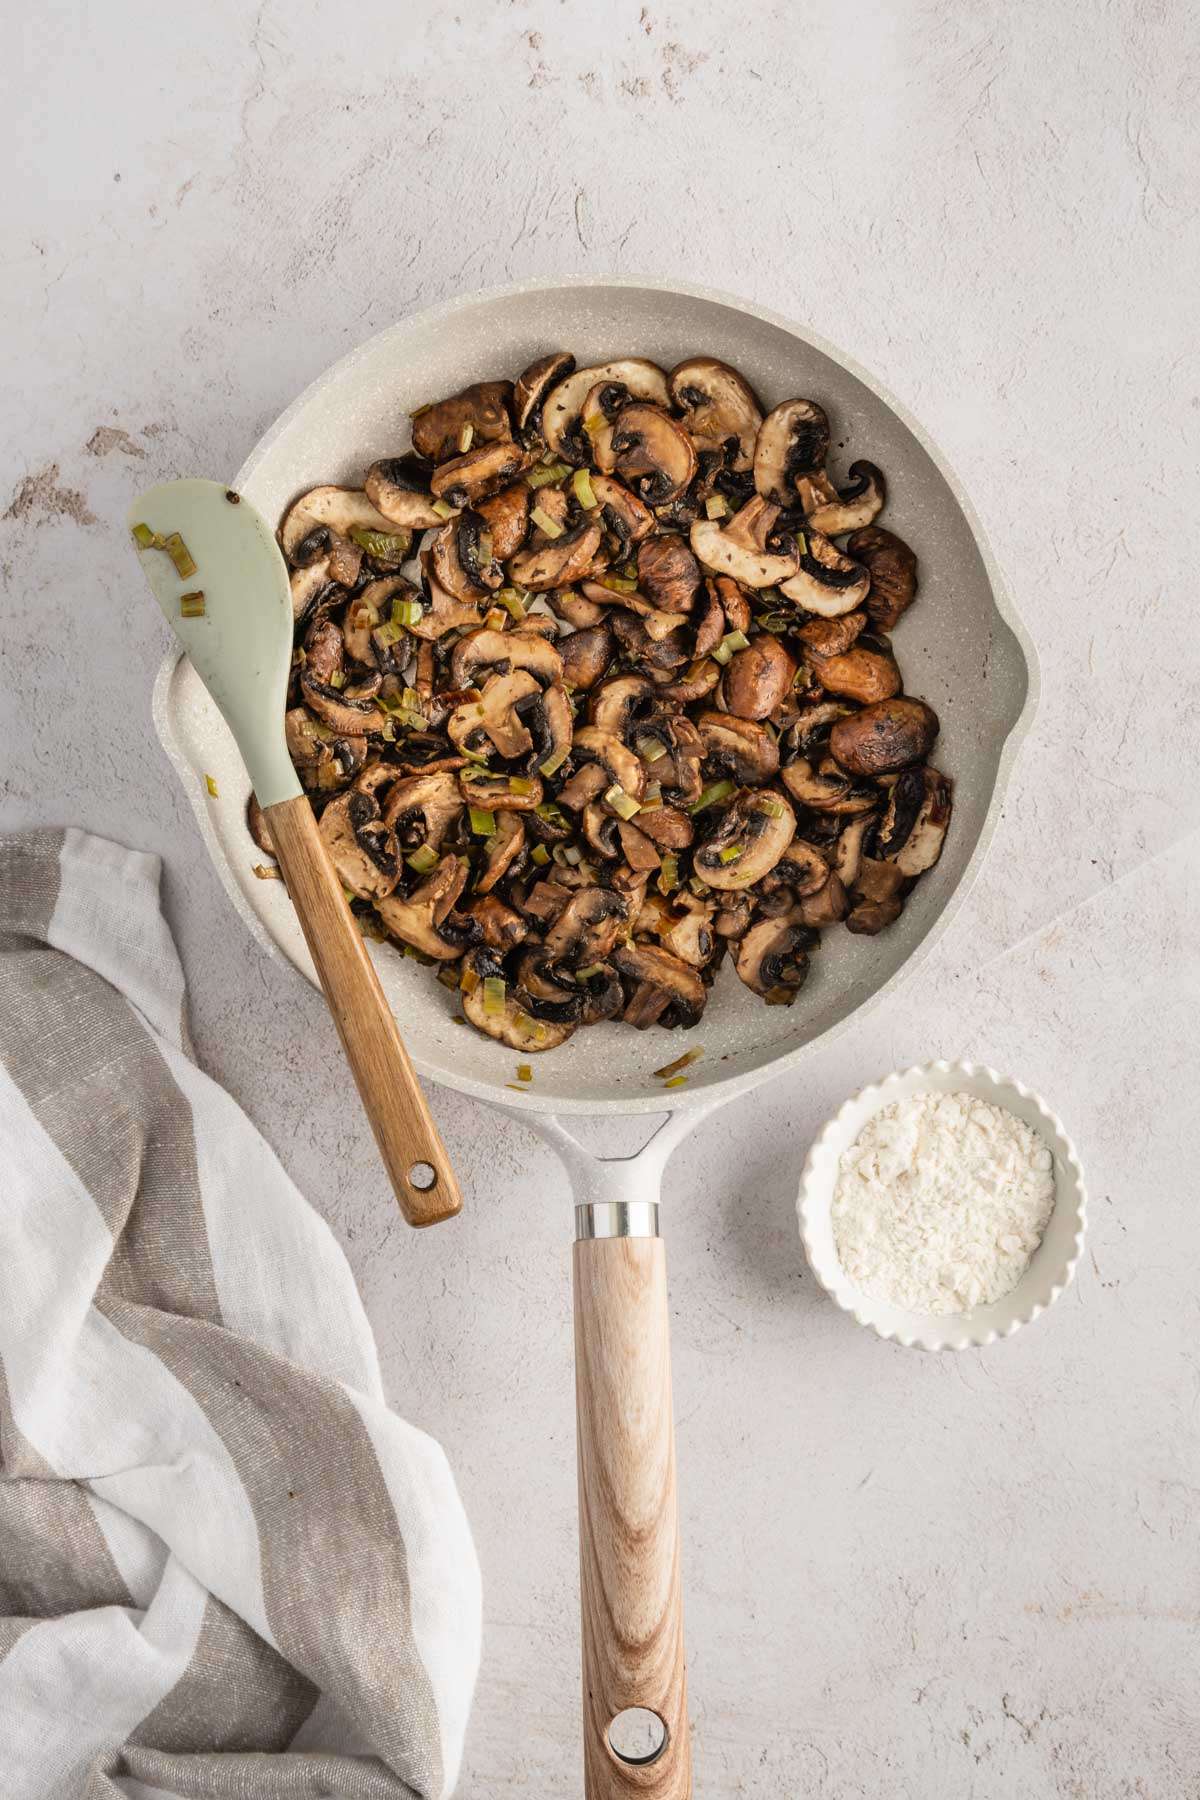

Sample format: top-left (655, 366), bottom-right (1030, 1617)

top-left (831, 1090), bottom-right (1056, 1314)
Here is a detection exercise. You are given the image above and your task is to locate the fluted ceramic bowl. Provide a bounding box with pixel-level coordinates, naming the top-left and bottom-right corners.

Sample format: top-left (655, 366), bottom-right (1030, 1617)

top-left (798, 1062), bottom-right (1087, 1350)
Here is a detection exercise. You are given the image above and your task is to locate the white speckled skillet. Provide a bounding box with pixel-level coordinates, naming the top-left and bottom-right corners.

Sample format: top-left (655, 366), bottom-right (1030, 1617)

top-left (153, 277), bottom-right (1037, 1793)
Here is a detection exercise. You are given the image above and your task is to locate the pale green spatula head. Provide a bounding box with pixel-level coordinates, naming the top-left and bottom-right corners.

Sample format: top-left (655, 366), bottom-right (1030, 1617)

top-left (129, 479), bottom-right (301, 809)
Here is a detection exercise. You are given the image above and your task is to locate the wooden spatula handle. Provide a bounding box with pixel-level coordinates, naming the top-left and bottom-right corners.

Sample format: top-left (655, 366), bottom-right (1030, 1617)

top-left (573, 1231), bottom-right (690, 1798)
top-left (263, 794), bottom-right (461, 1228)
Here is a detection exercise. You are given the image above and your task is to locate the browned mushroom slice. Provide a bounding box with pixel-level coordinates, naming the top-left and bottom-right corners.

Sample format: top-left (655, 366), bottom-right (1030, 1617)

top-left (299, 670), bottom-right (386, 737)
top-left (614, 817), bottom-right (661, 872)
top-left (475, 482), bottom-right (531, 559)
top-left (609, 611), bottom-right (690, 672)
top-left (556, 761), bottom-right (609, 812)
top-left (247, 795), bottom-right (274, 856)
top-left (714, 894), bottom-right (753, 939)
top-left (446, 669), bottom-right (541, 761)
top-left (542, 359), bottom-right (670, 465)
top-left (571, 726), bottom-right (646, 801)
top-left (589, 473), bottom-right (656, 557)
top-left (654, 715), bottom-right (704, 807)
top-left (475, 811), bottom-right (526, 894)
top-left (877, 766), bottom-right (952, 876)
top-left (622, 982), bottom-right (674, 1029)
top-left (375, 857), bottom-right (468, 959)
top-left (799, 872), bottom-right (850, 926)
top-left (579, 581), bottom-right (688, 642)
top-left (796, 611), bottom-right (867, 658)
top-left (605, 405), bottom-right (698, 505)
top-left (429, 512), bottom-right (504, 603)
top-left (513, 351), bottom-right (576, 442)
top-left (635, 804), bottom-right (694, 850)
top-left (734, 912), bottom-right (816, 1003)
top-left (279, 487), bottom-right (397, 568)
top-left (285, 708), bottom-right (366, 792)
top-left (828, 696), bottom-right (939, 778)
top-left (430, 440), bottom-right (533, 508)
top-left (693, 791), bottom-right (795, 890)
top-left (303, 616), bottom-right (344, 684)
top-left (753, 399), bottom-right (831, 505)
top-left (770, 837), bottom-right (831, 897)
top-left (780, 756), bottom-right (878, 816)
top-left (845, 857), bottom-right (905, 935)
top-left (807, 640), bottom-right (901, 705)
top-left (833, 813), bottom-right (877, 888)
top-left (796, 461), bottom-right (886, 535)
top-left (669, 357), bottom-right (763, 470)
top-left (457, 766), bottom-right (544, 814)
top-left (585, 674), bottom-right (653, 736)
top-left (450, 626), bottom-right (563, 688)
top-left (657, 896), bottom-right (718, 968)
top-left (785, 700), bottom-right (858, 761)
top-left (364, 455), bottom-right (445, 531)
top-left (458, 894), bottom-right (529, 952)
top-left (289, 560), bottom-right (340, 625)
top-left (695, 712), bottom-right (780, 786)
top-left (382, 770), bottom-right (465, 854)
top-left (723, 635), bottom-right (797, 720)
top-left (411, 382), bottom-right (513, 462)
top-left (690, 495), bottom-right (800, 588)
top-left (635, 533), bottom-right (702, 613)
top-left (319, 787), bottom-right (400, 900)
top-left (779, 528), bottom-right (870, 616)
top-left (507, 519), bottom-right (603, 592)
top-left (515, 949), bottom-right (588, 1026)
top-left (545, 887), bottom-right (631, 964)
top-left (559, 623), bottom-right (616, 691)
top-left (660, 658), bottom-right (721, 706)
top-left (582, 802), bottom-right (621, 861)
top-left (846, 524), bottom-right (920, 633)
top-left (461, 948), bottom-right (575, 1050)
top-left (612, 940), bottom-right (707, 1028)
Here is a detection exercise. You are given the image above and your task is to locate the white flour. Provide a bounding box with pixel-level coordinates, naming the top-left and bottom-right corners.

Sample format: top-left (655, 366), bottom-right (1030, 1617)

top-left (832, 1090), bottom-right (1056, 1314)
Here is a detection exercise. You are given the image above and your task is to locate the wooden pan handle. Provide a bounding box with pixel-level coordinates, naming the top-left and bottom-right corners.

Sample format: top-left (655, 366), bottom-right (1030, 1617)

top-left (263, 794), bottom-right (462, 1228)
top-left (573, 1230), bottom-right (690, 1798)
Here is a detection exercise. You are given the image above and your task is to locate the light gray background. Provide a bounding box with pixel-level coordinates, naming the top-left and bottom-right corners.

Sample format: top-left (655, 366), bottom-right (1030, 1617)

top-left (3, 3), bottom-right (1198, 1795)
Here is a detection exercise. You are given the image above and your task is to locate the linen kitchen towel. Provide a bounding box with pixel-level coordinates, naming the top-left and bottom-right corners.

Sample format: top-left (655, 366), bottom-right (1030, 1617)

top-left (0, 829), bottom-right (481, 1800)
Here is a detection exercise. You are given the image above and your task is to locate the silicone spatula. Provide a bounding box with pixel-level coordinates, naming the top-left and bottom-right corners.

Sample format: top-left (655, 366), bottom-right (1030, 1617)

top-left (129, 478), bottom-right (462, 1227)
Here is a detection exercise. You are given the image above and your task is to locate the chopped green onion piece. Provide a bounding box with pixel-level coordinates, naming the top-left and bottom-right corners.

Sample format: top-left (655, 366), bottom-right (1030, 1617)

top-left (663, 1075), bottom-right (689, 1089)
top-left (483, 976), bottom-right (507, 1016)
top-left (161, 532), bottom-right (197, 578)
top-left (349, 526), bottom-right (411, 561)
top-left (757, 611), bottom-right (794, 633)
top-left (497, 587), bottom-right (526, 619)
top-left (131, 521), bottom-right (157, 549)
top-left (583, 412), bottom-right (606, 437)
top-left (507, 776), bottom-right (533, 796)
top-left (204, 774), bottom-right (219, 799)
top-left (599, 573), bottom-right (637, 594)
top-left (619, 561), bottom-right (638, 581)
top-left (531, 843), bottom-right (551, 866)
top-left (704, 493), bottom-right (728, 519)
top-left (538, 748), bottom-right (568, 777)
top-left (485, 607), bottom-right (508, 632)
top-left (536, 802), bottom-right (567, 826)
top-left (469, 808), bottom-right (497, 836)
top-left (460, 966), bottom-right (481, 995)
top-left (525, 465), bottom-right (564, 490)
top-left (375, 619), bottom-right (404, 646)
top-left (410, 402), bottom-right (432, 420)
top-left (477, 530), bottom-right (494, 565)
top-left (718, 845), bottom-right (743, 864)
top-left (657, 853), bottom-right (680, 895)
top-left (572, 468), bottom-right (599, 509)
top-left (563, 844), bottom-right (582, 866)
top-left (641, 782), bottom-right (663, 809)
top-left (795, 531), bottom-right (807, 555)
top-left (432, 499), bottom-right (456, 519)
top-left (393, 599), bottom-right (425, 627)
top-left (713, 628), bottom-right (750, 665)
top-left (406, 844), bottom-right (439, 874)
top-left (605, 783), bottom-right (641, 821)
top-left (690, 778), bottom-right (734, 814)
top-left (689, 874), bottom-right (711, 896)
top-left (637, 735), bottom-right (668, 763)
top-left (516, 1063), bottom-right (533, 1083)
top-left (437, 964), bottom-right (461, 989)
top-left (458, 423), bottom-right (474, 453)
top-left (179, 590), bottom-right (206, 618)
top-left (328, 670), bottom-right (346, 689)
top-left (655, 1053), bottom-right (702, 1086)
top-left (760, 796), bottom-right (786, 819)
top-left (252, 862), bottom-right (281, 880)
top-left (530, 505), bottom-right (564, 540)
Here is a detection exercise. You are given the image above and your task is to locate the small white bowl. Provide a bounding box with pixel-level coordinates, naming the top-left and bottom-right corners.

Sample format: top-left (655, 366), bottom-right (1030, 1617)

top-left (798, 1062), bottom-right (1087, 1350)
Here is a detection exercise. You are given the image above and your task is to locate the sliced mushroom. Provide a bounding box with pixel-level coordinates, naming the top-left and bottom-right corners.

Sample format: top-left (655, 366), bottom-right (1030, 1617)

top-left (375, 857), bottom-right (468, 959)
top-left (473, 810), bottom-right (525, 894)
top-left (723, 635), bottom-right (797, 720)
top-left (447, 669), bottom-right (541, 760)
top-left (475, 482), bottom-right (531, 559)
top-left (606, 405), bottom-right (697, 505)
top-left (690, 495), bottom-right (799, 588)
top-left (636, 534), bottom-right (702, 613)
top-left (845, 856), bottom-right (906, 935)
top-left (753, 399), bottom-right (831, 505)
top-left (714, 894), bottom-right (753, 939)
top-left (246, 794), bottom-right (274, 855)
top-left (461, 952), bottom-right (575, 1050)
top-left (544, 886), bottom-right (630, 963)
top-left (557, 761), bottom-right (609, 813)
top-left (382, 770), bottom-right (465, 853)
top-left (656, 896), bottom-right (717, 968)
top-left (588, 674), bottom-right (655, 738)
top-left (669, 357), bottom-right (763, 470)
top-left (734, 912), bottom-right (815, 1003)
top-left (507, 518), bottom-right (603, 591)
top-left (583, 801), bottom-right (621, 861)
top-left (617, 817), bottom-right (662, 872)
top-left (299, 671), bottom-right (386, 737)
top-left (590, 473), bottom-right (655, 556)
top-left (693, 791), bottom-right (795, 890)
top-left (785, 700), bottom-right (857, 761)
top-left (457, 766), bottom-right (544, 813)
top-left (654, 714), bottom-right (704, 806)
top-left (513, 351), bottom-right (575, 442)
top-left (695, 711), bottom-right (780, 785)
top-left (279, 487), bottom-right (397, 566)
top-left (319, 787), bottom-right (400, 900)
top-left (877, 766), bottom-right (952, 875)
top-left (770, 837), bottom-right (831, 897)
top-left (612, 941), bottom-right (706, 1028)
top-left (410, 382), bottom-right (513, 462)
top-left (833, 813), bottom-right (877, 888)
top-left (429, 512), bottom-right (503, 602)
top-left (571, 726), bottom-right (646, 800)
top-left (847, 524), bottom-right (919, 633)
top-left (691, 581), bottom-right (726, 658)
top-left (515, 949), bottom-right (587, 1024)
top-left (779, 528), bottom-right (870, 616)
top-left (828, 696), bottom-right (938, 778)
top-left (609, 611), bottom-right (689, 672)
top-left (289, 561), bottom-right (339, 625)
top-left (364, 455), bottom-right (444, 530)
top-left (303, 616), bottom-right (344, 684)
top-left (799, 872), bottom-right (849, 926)
top-left (579, 581), bottom-right (688, 642)
top-left (458, 895), bottom-right (529, 952)
top-left (797, 611), bottom-right (867, 658)
top-left (542, 359), bottom-right (670, 466)
top-left (285, 708), bottom-right (366, 791)
top-left (635, 804), bottom-right (694, 850)
top-left (559, 623), bottom-right (615, 691)
top-left (450, 626), bottom-right (563, 688)
top-left (797, 461), bottom-right (886, 535)
top-left (806, 641), bottom-right (900, 705)
top-left (779, 756), bottom-right (878, 816)
top-left (430, 440), bottom-right (533, 508)
top-left (660, 657), bottom-right (722, 706)
top-left (550, 587), bottom-right (605, 628)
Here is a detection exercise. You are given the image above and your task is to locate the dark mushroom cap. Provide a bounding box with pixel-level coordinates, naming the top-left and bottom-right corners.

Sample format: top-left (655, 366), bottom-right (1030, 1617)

top-left (828, 696), bottom-right (939, 777)
top-left (847, 524), bottom-right (920, 633)
top-left (609, 405), bottom-right (698, 505)
top-left (753, 399), bottom-right (831, 504)
top-left (636, 533), bottom-right (702, 613)
top-left (559, 623), bottom-right (616, 690)
top-left (513, 351), bottom-right (576, 440)
top-left (411, 381), bottom-right (513, 462)
top-left (723, 634), bottom-right (797, 720)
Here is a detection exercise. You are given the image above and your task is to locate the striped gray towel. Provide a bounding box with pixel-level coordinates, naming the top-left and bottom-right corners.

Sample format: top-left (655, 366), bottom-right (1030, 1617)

top-left (0, 830), bottom-right (481, 1799)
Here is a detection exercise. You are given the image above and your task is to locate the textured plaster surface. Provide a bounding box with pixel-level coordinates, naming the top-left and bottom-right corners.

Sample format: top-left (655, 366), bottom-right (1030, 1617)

top-left (3, 3), bottom-right (1199, 1794)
